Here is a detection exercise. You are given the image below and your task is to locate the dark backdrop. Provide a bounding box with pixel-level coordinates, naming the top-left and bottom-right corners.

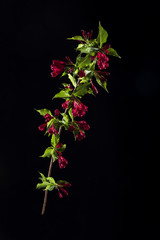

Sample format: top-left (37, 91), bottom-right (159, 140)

top-left (1, 1), bottom-right (160, 240)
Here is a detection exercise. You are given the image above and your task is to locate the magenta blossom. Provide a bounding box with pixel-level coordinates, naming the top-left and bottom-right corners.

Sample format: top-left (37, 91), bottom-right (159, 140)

top-left (62, 100), bottom-right (70, 110)
top-left (97, 52), bottom-right (109, 70)
top-left (58, 155), bottom-right (68, 169)
top-left (51, 60), bottom-right (66, 78)
top-left (76, 130), bottom-right (86, 141)
top-left (72, 100), bottom-right (88, 118)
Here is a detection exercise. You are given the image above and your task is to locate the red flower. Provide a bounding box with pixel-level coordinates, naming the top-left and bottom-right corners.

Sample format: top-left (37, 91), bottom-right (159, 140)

top-left (90, 80), bottom-right (98, 95)
top-left (77, 120), bottom-right (90, 130)
top-left (44, 113), bottom-right (52, 122)
top-left (81, 29), bottom-right (93, 40)
top-left (51, 60), bottom-right (66, 78)
top-left (62, 100), bottom-right (70, 110)
top-left (58, 156), bottom-right (68, 169)
top-left (72, 100), bottom-right (88, 118)
top-left (79, 70), bottom-right (85, 78)
top-left (38, 123), bottom-right (47, 131)
top-left (76, 130), bottom-right (86, 141)
top-left (56, 142), bottom-right (63, 149)
top-left (102, 44), bottom-right (111, 54)
top-left (57, 182), bottom-right (71, 198)
top-left (96, 70), bottom-right (110, 83)
top-left (97, 52), bottom-right (109, 70)
top-left (68, 124), bottom-right (76, 132)
top-left (54, 109), bottom-right (60, 118)
top-left (48, 124), bottom-right (58, 135)
top-left (38, 113), bottom-right (53, 131)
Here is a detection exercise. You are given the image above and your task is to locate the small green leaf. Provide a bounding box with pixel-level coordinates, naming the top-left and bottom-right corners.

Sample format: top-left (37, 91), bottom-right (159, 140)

top-left (107, 47), bottom-right (121, 58)
top-left (77, 54), bottom-right (91, 69)
top-left (47, 177), bottom-right (56, 184)
top-left (67, 35), bottom-right (84, 41)
top-left (95, 76), bottom-right (109, 93)
top-left (61, 113), bottom-right (70, 124)
top-left (68, 108), bottom-right (74, 121)
top-left (36, 182), bottom-right (48, 189)
top-left (74, 82), bottom-right (91, 97)
top-left (41, 147), bottom-right (53, 158)
top-left (35, 109), bottom-right (52, 116)
top-left (68, 74), bottom-right (77, 88)
top-left (51, 134), bottom-right (60, 147)
top-left (53, 90), bottom-right (71, 99)
top-left (39, 172), bottom-right (46, 182)
top-left (97, 21), bottom-right (108, 48)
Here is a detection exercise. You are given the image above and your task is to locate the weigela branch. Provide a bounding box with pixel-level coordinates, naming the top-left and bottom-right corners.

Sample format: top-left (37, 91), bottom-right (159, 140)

top-left (36, 21), bottom-right (120, 215)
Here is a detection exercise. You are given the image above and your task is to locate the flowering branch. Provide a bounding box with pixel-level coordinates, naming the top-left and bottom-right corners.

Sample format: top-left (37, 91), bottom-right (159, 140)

top-left (36, 22), bottom-right (120, 215)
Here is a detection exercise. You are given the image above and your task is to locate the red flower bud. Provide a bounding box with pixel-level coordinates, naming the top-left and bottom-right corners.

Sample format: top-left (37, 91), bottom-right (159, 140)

top-left (62, 100), bottom-right (70, 110)
top-left (59, 187), bottom-right (68, 196)
top-left (69, 124), bottom-right (76, 132)
top-left (54, 109), bottom-right (60, 118)
top-left (38, 123), bottom-right (47, 131)
top-left (97, 52), bottom-right (109, 70)
top-left (48, 124), bottom-right (58, 135)
top-left (56, 142), bottom-right (63, 149)
top-left (51, 60), bottom-right (66, 78)
top-left (79, 70), bottom-right (85, 78)
top-left (76, 130), bottom-right (86, 141)
top-left (91, 80), bottom-right (98, 95)
top-left (44, 113), bottom-right (52, 122)
top-left (58, 156), bottom-right (68, 169)
top-left (77, 120), bottom-right (90, 130)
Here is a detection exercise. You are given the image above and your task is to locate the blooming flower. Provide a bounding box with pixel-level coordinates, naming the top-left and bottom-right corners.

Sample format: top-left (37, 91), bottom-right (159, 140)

top-left (58, 155), bottom-right (68, 169)
top-left (68, 124), bottom-right (76, 132)
top-left (77, 120), bottom-right (90, 131)
top-left (57, 182), bottom-right (71, 198)
top-left (97, 52), bottom-right (109, 70)
top-left (44, 113), bottom-right (53, 122)
top-left (38, 113), bottom-right (53, 131)
top-left (62, 100), bottom-right (70, 110)
top-left (72, 100), bottom-right (88, 118)
top-left (48, 124), bottom-right (58, 135)
top-left (79, 70), bottom-right (85, 78)
top-left (54, 109), bottom-right (60, 118)
top-left (76, 130), bottom-right (86, 141)
top-left (51, 60), bottom-right (66, 78)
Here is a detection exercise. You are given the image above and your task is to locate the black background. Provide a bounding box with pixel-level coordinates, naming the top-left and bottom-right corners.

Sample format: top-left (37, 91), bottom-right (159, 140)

top-left (1, 1), bottom-right (160, 239)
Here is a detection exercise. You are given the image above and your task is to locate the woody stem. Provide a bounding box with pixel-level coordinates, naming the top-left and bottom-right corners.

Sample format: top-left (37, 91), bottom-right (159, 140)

top-left (41, 78), bottom-right (81, 215)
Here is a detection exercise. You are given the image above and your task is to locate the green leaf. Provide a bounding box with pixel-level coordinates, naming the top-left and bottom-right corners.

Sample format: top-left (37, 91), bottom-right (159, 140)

top-left (47, 177), bottom-right (56, 184)
top-left (52, 90), bottom-right (71, 99)
top-left (68, 74), bottom-right (77, 88)
top-left (45, 185), bottom-right (55, 191)
top-left (74, 82), bottom-right (91, 97)
top-left (36, 182), bottom-right (48, 189)
top-left (95, 76), bottom-right (109, 93)
top-left (68, 108), bottom-right (74, 121)
top-left (61, 113), bottom-right (70, 124)
top-left (35, 109), bottom-right (52, 116)
top-left (97, 21), bottom-right (108, 48)
top-left (40, 147), bottom-right (53, 158)
top-left (77, 45), bottom-right (98, 54)
top-left (51, 134), bottom-right (60, 147)
top-left (39, 172), bottom-right (46, 182)
top-left (77, 54), bottom-right (91, 69)
top-left (67, 35), bottom-right (84, 41)
top-left (107, 47), bottom-right (121, 58)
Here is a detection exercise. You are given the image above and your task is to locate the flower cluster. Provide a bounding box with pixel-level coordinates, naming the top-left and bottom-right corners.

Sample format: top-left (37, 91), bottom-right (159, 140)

top-left (36, 22), bottom-right (120, 214)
